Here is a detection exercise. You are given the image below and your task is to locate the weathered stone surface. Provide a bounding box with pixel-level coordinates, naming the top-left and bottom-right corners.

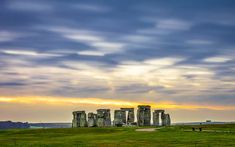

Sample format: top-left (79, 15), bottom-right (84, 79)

top-left (96, 110), bottom-right (104, 127)
top-left (88, 112), bottom-right (97, 127)
top-left (165, 114), bottom-right (171, 126)
top-left (120, 110), bottom-right (126, 124)
top-left (161, 113), bottom-right (171, 126)
top-left (113, 110), bottom-right (123, 126)
top-left (120, 108), bottom-right (135, 125)
top-left (153, 112), bottom-right (160, 126)
top-left (153, 110), bottom-right (164, 126)
top-left (128, 109), bottom-right (135, 123)
top-left (72, 111), bottom-right (87, 128)
top-left (96, 109), bottom-right (111, 127)
top-left (153, 110), bottom-right (171, 126)
top-left (137, 105), bottom-right (151, 126)
top-left (161, 112), bottom-right (167, 126)
top-left (114, 108), bottom-right (135, 126)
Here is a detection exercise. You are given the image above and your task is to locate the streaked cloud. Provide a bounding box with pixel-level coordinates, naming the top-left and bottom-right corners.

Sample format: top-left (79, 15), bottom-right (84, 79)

top-left (0, 0), bottom-right (235, 122)
top-left (1, 96), bottom-right (234, 111)
top-left (48, 27), bottom-right (125, 55)
top-left (72, 4), bottom-right (110, 13)
top-left (156, 19), bottom-right (191, 30)
top-left (0, 31), bottom-right (19, 42)
top-left (7, 0), bottom-right (53, 11)
top-left (65, 34), bottom-right (102, 42)
top-left (204, 56), bottom-right (232, 63)
top-left (122, 35), bottom-right (154, 43)
top-left (186, 39), bottom-right (213, 45)
top-left (1, 49), bottom-right (63, 57)
top-left (144, 57), bottom-right (184, 66)
top-left (77, 50), bottom-right (105, 56)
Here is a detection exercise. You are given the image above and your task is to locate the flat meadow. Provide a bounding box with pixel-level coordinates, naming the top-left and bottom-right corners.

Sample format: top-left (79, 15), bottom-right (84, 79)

top-left (0, 124), bottom-right (234, 147)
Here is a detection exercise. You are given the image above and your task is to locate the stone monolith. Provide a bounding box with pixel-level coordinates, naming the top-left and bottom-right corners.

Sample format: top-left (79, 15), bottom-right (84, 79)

top-left (72, 111), bottom-right (87, 127)
top-left (96, 109), bottom-right (111, 127)
top-left (88, 112), bottom-right (97, 127)
top-left (153, 110), bottom-right (164, 126)
top-left (113, 110), bottom-right (123, 127)
top-left (137, 105), bottom-right (151, 126)
top-left (120, 108), bottom-right (135, 125)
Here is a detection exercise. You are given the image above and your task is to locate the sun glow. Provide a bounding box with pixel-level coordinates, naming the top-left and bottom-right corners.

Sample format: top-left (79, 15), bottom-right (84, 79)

top-left (0, 96), bottom-right (234, 111)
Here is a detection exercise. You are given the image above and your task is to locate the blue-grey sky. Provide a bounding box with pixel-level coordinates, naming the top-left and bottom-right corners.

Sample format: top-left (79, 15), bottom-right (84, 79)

top-left (0, 0), bottom-right (235, 122)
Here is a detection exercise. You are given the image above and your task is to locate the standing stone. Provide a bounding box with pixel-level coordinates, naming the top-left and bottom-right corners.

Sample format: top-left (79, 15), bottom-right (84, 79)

top-left (113, 110), bottom-right (123, 127)
top-left (153, 110), bottom-right (164, 126)
top-left (104, 109), bottom-right (111, 126)
top-left (153, 111), bottom-right (160, 126)
top-left (96, 110), bottom-right (104, 127)
top-left (137, 105), bottom-right (151, 126)
top-left (120, 110), bottom-right (126, 124)
top-left (120, 108), bottom-right (135, 125)
top-left (127, 109), bottom-right (135, 124)
top-left (96, 109), bottom-right (111, 127)
top-left (161, 112), bottom-right (168, 126)
top-left (165, 114), bottom-right (171, 126)
top-left (72, 111), bottom-right (87, 128)
top-left (161, 112), bottom-right (165, 126)
top-left (88, 112), bottom-right (97, 127)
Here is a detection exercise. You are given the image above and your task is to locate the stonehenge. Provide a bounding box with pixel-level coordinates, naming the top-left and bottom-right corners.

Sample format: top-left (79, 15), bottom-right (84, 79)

top-left (72, 105), bottom-right (171, 128)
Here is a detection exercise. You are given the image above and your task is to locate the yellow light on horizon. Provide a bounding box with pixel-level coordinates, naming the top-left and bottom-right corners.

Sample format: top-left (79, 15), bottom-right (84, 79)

top-left (0, 96), bottom-right (234, 111)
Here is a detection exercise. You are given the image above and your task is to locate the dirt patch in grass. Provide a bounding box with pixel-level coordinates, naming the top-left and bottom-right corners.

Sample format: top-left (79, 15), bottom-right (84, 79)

top-left (135, 128), bottom-right (156, 132)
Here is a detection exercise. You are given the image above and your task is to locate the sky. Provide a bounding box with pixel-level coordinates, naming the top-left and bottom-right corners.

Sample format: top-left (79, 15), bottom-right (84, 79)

top-left (0, 0), bottom-right (235, 123)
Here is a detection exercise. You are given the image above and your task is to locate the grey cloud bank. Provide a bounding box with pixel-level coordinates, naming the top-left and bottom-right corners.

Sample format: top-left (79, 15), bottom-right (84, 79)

top-left (0, 0), bottom-right (235, 107)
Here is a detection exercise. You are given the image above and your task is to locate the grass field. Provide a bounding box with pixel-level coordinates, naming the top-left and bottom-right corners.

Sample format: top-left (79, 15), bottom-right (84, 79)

top-left (0, 124), bottom-right (235, 147)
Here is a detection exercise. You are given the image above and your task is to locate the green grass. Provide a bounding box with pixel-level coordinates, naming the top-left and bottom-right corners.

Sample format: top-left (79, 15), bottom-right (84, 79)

top-left (0, 124), bottom-right (235, 147)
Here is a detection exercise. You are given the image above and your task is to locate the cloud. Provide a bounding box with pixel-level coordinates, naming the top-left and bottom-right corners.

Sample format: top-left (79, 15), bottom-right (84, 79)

top-left (186, 39), bottom-right (213, 45)
top-left (203, 56), bottom-right (232, 63)
top-left (0, 96), bottom-right (234, 111)
top-left (0, 82), bottom-right (26, 87)
top-left (113, 57), bottom-right (185, 78)
top-left (90, 41), bottom-right (125, 55)
top-left (72, 4), bottom-right (110, 13)
top-left (122, 35), bottom-right (154, 43)
top-left (77, 50), bottom-right (106, 56)
top-left (156, 19), bottom-right (191, 30)
top-left (144, 57), bottom-right (184, 66)
top-left (137, 19), bottom-right (192, 37)
top-left (48, 27), bottom-right (125, 55)
top-left (64, 34), bottom-right (102, 42)
top-left (1, 49), bottom-right (63, 58)
top-left (7, 1), bottom-right (53, 12)
top-left (0, 0), bottom-right (235, 119)
top-left (0, 31), bottom-right (19, 42)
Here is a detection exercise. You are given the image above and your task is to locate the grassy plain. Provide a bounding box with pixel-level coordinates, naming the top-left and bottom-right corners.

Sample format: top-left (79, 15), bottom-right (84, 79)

top-left (0, 124), bottom-right (234, 147)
